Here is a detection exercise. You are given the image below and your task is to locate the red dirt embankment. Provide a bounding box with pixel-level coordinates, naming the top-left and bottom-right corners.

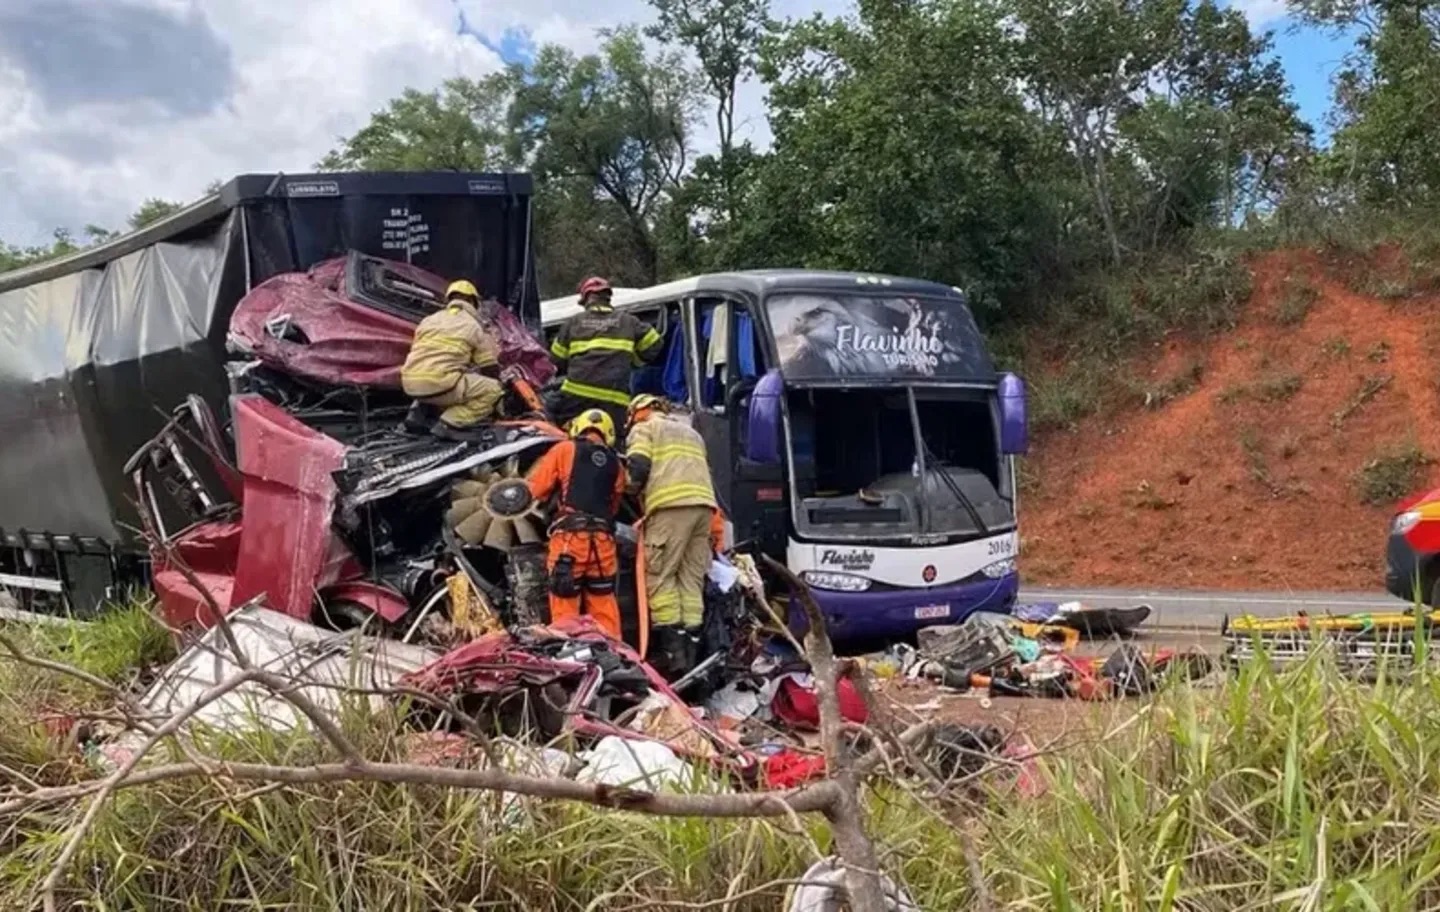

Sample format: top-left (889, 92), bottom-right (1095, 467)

top-left (1024, 249), bottom-right (1440, 592)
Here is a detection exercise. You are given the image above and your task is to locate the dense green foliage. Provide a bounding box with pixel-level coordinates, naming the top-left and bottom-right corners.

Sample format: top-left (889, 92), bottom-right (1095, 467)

top-left (5, 0), bottom-right (1439, 345)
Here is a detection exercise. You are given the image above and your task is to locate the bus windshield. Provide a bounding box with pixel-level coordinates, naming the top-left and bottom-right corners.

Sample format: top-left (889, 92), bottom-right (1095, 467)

top-left (786, 385), bottom-right (1016, 543)
top-left (767, 291), bottom-right (996, 383)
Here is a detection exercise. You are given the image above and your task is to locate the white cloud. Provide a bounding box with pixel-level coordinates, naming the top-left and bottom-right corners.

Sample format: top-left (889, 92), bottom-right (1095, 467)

top-left (0, 0), bottom-right (842, 246)
top-left (1227, 0), bottom-right (1290, 28)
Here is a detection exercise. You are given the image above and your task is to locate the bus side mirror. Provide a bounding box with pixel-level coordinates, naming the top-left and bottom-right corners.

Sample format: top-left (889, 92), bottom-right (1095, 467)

top-left (999, 372), bottom-right (1028, 455)
top-left (744, 369), bottom-right (784, 464)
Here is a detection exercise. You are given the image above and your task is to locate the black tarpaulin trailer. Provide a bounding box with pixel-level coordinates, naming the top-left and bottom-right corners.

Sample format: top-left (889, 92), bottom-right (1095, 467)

top-left (0, 171), bottom-right (537, 611)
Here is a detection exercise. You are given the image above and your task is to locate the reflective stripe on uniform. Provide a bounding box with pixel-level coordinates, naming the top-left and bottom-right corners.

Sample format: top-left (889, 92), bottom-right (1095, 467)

top-left (568, 337), bottom-right (636, 356)
top-left (551, 339), bottom-right (570, 359)
top-left (627, 440), bottom-right (707, 462)
top-left (637, 327), bottom-right (662, 353)
top-left (645, 483), bottom-right (717, 511)
top-left (559, 377), bottom-right (632, 406)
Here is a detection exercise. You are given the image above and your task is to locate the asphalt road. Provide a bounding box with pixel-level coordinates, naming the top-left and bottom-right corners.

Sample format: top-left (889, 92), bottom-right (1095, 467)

top-left (1021, 586), bottom-right (1399, 633)
top-left (1, 585), bottom-right (1406, 644)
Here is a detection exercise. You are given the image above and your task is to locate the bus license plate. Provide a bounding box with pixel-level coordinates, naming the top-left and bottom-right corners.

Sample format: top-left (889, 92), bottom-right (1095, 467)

top-left (914, 604), bottom-right (949, 620)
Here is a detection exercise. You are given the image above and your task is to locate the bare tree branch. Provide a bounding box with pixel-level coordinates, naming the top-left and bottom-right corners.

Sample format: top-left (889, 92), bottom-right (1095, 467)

top-left (760, 553), bottom-right (888, 912)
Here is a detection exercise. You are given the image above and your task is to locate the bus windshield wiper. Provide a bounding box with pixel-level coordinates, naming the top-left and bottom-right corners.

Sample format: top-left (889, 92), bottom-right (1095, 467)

top-left (920, 439), bottom-right (990, 537)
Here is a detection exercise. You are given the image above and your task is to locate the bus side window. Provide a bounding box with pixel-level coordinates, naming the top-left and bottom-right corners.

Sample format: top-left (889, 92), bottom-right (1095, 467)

top-left (689, 297), bottom-right (727, 413)
top-left (732, 302), bottom-right (767, 450)
top-left (632, 301), bottom-right (685, 401)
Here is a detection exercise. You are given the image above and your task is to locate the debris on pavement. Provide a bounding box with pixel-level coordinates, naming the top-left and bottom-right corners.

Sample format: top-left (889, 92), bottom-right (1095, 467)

top-left (907, 611), bottom-right (1205, 701)
top-left (1013, 601), bottom-right (1153, 636)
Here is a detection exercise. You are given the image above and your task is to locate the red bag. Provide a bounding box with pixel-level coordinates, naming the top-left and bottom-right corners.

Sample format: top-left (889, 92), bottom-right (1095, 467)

top-left (770, 674), bottom-right (869, 731)
top-left (762, 750), bottom-right (828, 788)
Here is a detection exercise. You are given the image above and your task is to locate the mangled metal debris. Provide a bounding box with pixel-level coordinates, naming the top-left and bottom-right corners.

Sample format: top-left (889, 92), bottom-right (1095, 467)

top-left (138, 603), bottom-right (438, 736)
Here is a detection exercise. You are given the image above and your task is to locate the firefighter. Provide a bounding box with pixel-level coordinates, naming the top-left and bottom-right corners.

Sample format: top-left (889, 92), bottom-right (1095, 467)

top-left (549, 276), bottom-right (663, 440)
top-left (525, 408), bottom-right (626, 640)
top-left (401, 280), bottom-right (504, 437)
top-left (624, 394), bottom-right (725, 678)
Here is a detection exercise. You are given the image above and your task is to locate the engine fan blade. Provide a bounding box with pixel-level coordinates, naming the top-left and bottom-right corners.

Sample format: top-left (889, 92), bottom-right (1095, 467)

top-left (455, 511), bottom-right (493, 546)
top-left (482, 518), bottom-right (516, 551)
top-left (514, 516), bottom-right (542, 544)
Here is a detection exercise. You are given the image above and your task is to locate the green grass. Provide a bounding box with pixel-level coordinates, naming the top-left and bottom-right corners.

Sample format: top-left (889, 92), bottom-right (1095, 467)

top-left (1030, 357), bottom-right (1113, 430)
top-left (1134, 359), bottom-right (1205, 410)
top-left (1356, 442), bottom-right (1432, 506)
top-left (1332, 374), bottom-right (1393, 430)
top-left (2, 651), bottom-right (1439, 908)
top-left (10, 611), bottom-right (1440, 908)
top-left (1219, 372), bottom-right (1304, 406)
top-left (1276, 270), bottom-right (1320, 325)
top-left (1256, 372), bottom-right (1304, 402)
top-left (0, 602), bottom-right (174, 788)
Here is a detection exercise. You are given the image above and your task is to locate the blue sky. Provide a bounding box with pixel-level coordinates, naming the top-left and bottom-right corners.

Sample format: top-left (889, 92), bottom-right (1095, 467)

top-left (1268, 22), bottom-right (1357, 139)
top-left (0, 0), bottom-right (1352, 246)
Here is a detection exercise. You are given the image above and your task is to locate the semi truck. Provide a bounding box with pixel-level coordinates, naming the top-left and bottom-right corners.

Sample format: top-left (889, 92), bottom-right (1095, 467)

top-left (0, 171), bottom-right (538, 613)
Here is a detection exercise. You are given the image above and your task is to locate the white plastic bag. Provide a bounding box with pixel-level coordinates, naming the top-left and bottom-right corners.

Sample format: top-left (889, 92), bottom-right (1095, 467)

top-left (576, 735), bottom-right (689, 791)
top-left (707, 556), bottom-right (741, 593)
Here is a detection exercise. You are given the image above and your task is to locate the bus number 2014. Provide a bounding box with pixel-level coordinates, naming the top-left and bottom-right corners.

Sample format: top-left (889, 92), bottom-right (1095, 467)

top-left (987, 539), bottom-right (1014, 556)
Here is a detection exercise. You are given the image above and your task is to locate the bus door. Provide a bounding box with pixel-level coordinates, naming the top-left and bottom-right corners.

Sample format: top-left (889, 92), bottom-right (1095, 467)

top-left (686, 295), bottom-right (781, 551)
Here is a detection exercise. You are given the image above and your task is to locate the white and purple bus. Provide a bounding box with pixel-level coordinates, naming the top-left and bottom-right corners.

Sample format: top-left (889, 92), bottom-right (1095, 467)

top-left (543, 269), bottom-right (1026, 642)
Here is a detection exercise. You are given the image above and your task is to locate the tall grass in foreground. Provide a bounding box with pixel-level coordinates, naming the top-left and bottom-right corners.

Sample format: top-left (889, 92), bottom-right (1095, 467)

top-left (5, 613), bottom-right (1440, 909)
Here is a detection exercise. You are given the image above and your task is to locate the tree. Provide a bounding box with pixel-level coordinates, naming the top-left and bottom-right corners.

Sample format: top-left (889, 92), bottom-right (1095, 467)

top-left (1120, 1), bottom-right (1311, 244)
top-left (508, 27), bottom-right (702, 284)
top-left (1292, 0), bottom-right (1440, 204)
top-left (1015, 0), bottom-right (1309, 261)
top-left (0, 229), bottom-right (84, 274)
top-left (318, 76), bottom-right (517, 172)
top-left (749, 0), bottom-right (1061, 311)
top-left (646, 0), bottom-right (772, 221)
top-left (128, 199), bottom-right (185, 230)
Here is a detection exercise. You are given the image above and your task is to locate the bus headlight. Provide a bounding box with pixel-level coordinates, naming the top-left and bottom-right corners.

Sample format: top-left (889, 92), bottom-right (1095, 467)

top-left (1395, 510), bottom-right (1423, 535)
top-left (981, 558), bottom-right (1017, 579)
top-left (801, 571), bottom-right (872, 592)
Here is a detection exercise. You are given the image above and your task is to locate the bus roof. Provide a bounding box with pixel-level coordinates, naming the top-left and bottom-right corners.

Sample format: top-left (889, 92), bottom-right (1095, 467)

top-left (540, 269), bottom-right (965, 326)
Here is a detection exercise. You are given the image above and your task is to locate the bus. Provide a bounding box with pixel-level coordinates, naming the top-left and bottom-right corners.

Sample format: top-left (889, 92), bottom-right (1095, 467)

top-left (542, 270), bottom-right (1026, 641)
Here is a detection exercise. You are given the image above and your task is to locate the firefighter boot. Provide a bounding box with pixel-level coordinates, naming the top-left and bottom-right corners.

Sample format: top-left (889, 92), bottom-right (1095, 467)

top-left (403, 401), bottom-right (441, 435)
top-left (684, 626), bottom-right (704, 674)
top-left (649, 625), bottom-right (689, 682)
top-left (431, 421), bottom-right (498, 447)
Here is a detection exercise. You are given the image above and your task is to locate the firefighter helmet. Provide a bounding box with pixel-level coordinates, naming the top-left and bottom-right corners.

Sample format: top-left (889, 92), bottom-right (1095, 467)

top-left (446, 280), bottom-right (480, 305)
top-left (569, 408), bottom-right (616, 447)
top-left (577, 276), bottom-right (613, 301)
top-left (628, 393), bottom-right (667, 425)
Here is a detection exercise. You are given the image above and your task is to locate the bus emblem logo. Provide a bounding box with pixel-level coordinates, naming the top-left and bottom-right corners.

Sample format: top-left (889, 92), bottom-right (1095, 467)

top-left (819, 549), bottom-right (874, 571)
top-left (922, 565), bottom-right (937, 582)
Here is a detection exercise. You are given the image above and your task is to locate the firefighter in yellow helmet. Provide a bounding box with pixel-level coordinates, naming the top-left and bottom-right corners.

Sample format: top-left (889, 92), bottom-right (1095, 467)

top-left (624, 393), bottom-right (726, 678)
top-left (401, 280), bottom-right (504, 437)
top-left (549, 277), bottom-right (663, 443)
top-left (525, 408), bottom-right (626, 639)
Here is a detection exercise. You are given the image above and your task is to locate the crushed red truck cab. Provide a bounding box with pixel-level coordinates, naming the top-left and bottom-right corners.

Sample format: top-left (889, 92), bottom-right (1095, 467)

top-left (134, 252), bottom-right (573, 637)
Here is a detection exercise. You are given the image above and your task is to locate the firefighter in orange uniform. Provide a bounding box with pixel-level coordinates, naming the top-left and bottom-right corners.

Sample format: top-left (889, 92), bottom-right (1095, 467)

top-left (525, 408), bottom-right (626, 639)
